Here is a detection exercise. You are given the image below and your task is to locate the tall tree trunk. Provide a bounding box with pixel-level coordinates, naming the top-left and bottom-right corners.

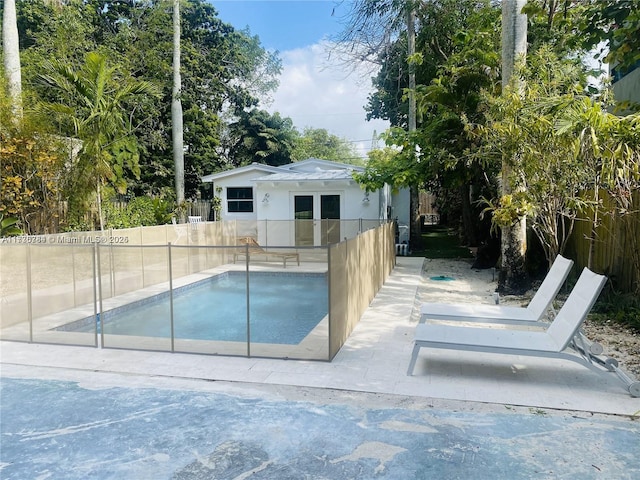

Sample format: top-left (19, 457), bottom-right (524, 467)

top-left (407, 6), bottom-right (421, 248)
top-left (499, 0), bottom-right (528, 293)
top-left (587, 185), bottom-right (600, 270)
top-left (407, 8), bottom-right (416, 133)
top-left (172, 0), bottom-right (185, 214)
top-left (97, 180), bottom-right (104, 232)
top-left (501, 0), bottom-right (528, 88)
top-left (2, 0), bottom-right (22, 120)
top-left (460, 184), bottom-right (478, 247)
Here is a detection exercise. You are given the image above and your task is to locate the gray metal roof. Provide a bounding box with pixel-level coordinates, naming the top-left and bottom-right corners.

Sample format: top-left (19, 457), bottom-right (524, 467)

top-left (201, 159), bottom-right (364, 183)
top-left (253, 169), bottom-right (357, 182)
top-left (279, 158), bottom-right (365, 172)
top-left (201, 163), bottom-right (282, 182)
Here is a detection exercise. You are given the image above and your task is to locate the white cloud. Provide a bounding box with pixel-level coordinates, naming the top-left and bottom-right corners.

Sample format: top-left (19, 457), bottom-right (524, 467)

top-left (265, 42), bottom-right (390, 159)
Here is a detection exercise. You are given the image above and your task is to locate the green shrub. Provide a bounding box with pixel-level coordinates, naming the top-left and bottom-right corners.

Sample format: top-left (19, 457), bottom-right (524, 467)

top-left (103, 196), bottom-right (174, 228)
top-left (127, 197), bottom-right (157, 226)
top-left (0, 215), bottom-right (22, 237)
top-left (592, 292), bottom-right (640, 333)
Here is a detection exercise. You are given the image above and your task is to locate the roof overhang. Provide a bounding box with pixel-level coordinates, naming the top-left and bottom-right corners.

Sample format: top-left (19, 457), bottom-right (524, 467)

top-left (201, 163), bottom-right (283, 183)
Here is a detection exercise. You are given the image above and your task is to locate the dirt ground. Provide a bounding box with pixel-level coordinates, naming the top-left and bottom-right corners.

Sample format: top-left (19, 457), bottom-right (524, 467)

top-left (418, 258), bottom-right (640, 377)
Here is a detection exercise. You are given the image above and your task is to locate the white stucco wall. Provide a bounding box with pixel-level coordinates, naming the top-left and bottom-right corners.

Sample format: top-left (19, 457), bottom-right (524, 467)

top-left (255, 180), bottom-right (380, 245)
top-left (212, 170), bottom-right (266, 222)
top-left (256, 183), bottom-right (377, 219)
top-left (203, 159), bottom-right (410, 246)
top-left (391, 189), bottom-right (411, 227)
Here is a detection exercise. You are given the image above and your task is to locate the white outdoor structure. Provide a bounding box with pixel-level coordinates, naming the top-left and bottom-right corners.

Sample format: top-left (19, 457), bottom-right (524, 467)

top-left (202, 158), bottom-right (410, 246)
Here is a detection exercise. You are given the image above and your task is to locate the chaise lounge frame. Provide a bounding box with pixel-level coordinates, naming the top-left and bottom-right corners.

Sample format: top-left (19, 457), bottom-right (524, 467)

top-left (233, 236), bottom-right (300, 268)
top-left (408, 268), bottom-right (640, 397)
top-left (421, 255), bottom-right (574, 325)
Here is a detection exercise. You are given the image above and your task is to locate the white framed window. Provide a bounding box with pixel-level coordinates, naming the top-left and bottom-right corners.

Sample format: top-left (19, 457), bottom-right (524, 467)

top-left (227, 187), bottom-right (254, 212)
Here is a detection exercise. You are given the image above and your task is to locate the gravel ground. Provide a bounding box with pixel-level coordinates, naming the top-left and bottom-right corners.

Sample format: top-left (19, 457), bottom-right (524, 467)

top-left (581, 320), bottom-right (640, 376)
top-left (420, 258), bottom-right (640, 379)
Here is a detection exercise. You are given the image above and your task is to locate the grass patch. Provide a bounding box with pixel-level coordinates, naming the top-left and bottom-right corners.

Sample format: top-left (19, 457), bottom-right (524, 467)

top-left (410, 225), bottom-right (474, 259)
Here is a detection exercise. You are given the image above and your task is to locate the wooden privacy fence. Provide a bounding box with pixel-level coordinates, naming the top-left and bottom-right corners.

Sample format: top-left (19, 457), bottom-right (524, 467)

top-left (567, 190), bottom-right (640, 294)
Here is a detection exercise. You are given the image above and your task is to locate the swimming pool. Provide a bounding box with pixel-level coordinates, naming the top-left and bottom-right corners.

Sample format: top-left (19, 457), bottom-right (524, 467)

top-left (63, 272), bottom-right (328, 345)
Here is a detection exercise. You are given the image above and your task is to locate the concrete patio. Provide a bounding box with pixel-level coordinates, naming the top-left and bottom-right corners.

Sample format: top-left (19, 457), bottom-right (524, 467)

top-left (2, 256), bottom-right (638, 415)
top-left (1, 256), bottom-right (639, 478)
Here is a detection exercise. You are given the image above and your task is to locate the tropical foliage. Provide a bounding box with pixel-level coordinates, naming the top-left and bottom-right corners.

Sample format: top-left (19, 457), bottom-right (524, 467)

top-left (354, 0), bottom-right (502, 247)
top-left (347, 0), bottom-right (639, 292)
top-left (291, 128), bottom-right (361, 165)
top-left (225, 109), bottom-right (298, 167)
top-left (0, 214), bottom-right (22, 237)
top-left (0, 82), bottom-right (66, 234)
top-left (38, 52), bottom-right (159, 230)
top-left (475, 47), bottom-right (595, 267)
top-left (102, 196), bottom-right (174, 229)
top-left (579, 0), bottom-right (640, 70)
top-left (15, 0), bottom-right (282, 202)
top-left (2, 0), bottom-right (639, 295)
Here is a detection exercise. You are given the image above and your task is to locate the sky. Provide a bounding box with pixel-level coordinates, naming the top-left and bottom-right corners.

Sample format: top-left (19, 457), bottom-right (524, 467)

top-left (212, 0), bottom-right (390, 159)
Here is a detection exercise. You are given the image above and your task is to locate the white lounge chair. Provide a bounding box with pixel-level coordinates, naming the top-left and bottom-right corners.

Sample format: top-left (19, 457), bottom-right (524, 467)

top-left (421, 255), bottom-right (574, 325)
top-left (188, 215), bottom-right (202, 231)
top-left (407, 268), bottom-right (640, 397)
top-left (171, 217), bottom-right (187, 245)
top-left (422, 255), bottom-right (605, 358)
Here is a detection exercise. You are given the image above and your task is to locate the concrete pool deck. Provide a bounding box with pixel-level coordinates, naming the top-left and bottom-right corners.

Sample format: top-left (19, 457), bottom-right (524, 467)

top-left (1, 256), bottom-right (638, 416)
top-left (2, 257), bottom-right (640, 479)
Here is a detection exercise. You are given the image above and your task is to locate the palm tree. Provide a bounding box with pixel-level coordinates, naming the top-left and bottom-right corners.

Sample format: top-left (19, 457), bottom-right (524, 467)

top-left (337, 0), bottom-right (422, 246)
top-left (499, 0), bottom-right (528, 293)
top-left (228, 109), bottom-right (297, 167)
top-left (2, 0), bottom-right (22, 120)
top-left (38, 52), bottom-right (158, 230)
top-left (172, 0), bottom-right (185, 213)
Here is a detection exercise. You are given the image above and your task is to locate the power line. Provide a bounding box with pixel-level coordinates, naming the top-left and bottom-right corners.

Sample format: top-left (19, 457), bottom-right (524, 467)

top-left (344, 138), bottom-right (375, 144)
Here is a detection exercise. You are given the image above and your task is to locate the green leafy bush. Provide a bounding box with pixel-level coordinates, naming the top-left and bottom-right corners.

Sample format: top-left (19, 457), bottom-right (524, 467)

top-left (103, 197), bottom-right (173, 228)
top-left (0, 215), bottom-right (23, 237)
top-left (592, 292), bottom-right (640, 333)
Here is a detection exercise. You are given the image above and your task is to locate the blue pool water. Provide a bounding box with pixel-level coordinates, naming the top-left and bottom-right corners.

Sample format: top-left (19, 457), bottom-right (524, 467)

top-left (68, 272), bottom-right (328, 344)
